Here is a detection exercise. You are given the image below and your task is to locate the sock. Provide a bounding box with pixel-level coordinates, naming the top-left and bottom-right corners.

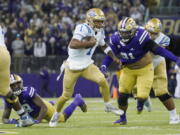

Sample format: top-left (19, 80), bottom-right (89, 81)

top-left (120, 112), bottom-right (126, 120)
top-left (63, 102), bottom-right (77, 120)
top-left (169, 108), bottom-right (177, 118)
top-left (137, 100), bottom-right (145, 112)
top-left (17, 108), bottom-right (26, 117)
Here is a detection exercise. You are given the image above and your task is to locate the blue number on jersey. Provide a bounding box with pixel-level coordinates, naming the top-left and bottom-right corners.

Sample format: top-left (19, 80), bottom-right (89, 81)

top-left (86, 48), bottom-right (92, 55)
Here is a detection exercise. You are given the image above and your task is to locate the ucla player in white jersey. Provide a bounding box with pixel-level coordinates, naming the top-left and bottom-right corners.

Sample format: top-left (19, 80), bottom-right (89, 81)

top-left (0, 26), bottom-right (35, 127)
top-left (141, 18), bottom-right (179, 124)
top-left (49, 8), bottom-right (123, 127)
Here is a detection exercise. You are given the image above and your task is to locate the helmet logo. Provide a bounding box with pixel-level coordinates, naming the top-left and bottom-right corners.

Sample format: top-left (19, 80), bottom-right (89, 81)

top-left (88, 11), bottom-right (96, 17)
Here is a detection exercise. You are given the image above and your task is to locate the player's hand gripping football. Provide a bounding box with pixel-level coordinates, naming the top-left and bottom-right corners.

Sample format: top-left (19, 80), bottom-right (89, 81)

top-left (83, 36), bottom-right (97, 48)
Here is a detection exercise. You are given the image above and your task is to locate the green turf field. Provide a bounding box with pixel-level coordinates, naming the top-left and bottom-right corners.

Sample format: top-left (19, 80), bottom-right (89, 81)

top-left (0, 98), bottom-right (180, 135)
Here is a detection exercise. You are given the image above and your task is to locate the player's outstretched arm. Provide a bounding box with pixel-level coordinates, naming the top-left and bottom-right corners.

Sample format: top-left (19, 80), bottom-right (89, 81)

top-left (145, 40), bottom-right (180, 66)
top-left (69, 37), bottom-right (96, 49)
top-left (100, 41), bottom-right (121, 74)
top-left (101, 45), bottom-right (121, 65)
top-left (33, 94), bottom-right (48, 123)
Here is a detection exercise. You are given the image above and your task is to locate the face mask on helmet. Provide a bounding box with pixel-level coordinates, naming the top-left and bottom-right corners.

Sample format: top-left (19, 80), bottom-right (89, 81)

top-left (119, 29), bottom-right (136, 42)
top-left (10, 74), bottom-right (23, 96)
top-left (145, 18), bottom-right (162, 40)
top-left (118, 17), bottom-right (137, 43)
top-left (10, 82), bottom-right (23, 96)
top-left (93, 20), bottom-right (105, 29)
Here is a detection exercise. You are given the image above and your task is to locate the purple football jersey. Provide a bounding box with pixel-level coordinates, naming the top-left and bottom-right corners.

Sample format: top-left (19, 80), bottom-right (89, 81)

top-left (109, 27), bottom-right (150, 64)
top-left (4, 86), bottom-right (40, 118)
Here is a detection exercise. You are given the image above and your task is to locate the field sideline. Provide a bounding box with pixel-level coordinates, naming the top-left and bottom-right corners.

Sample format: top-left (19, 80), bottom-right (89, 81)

top-left (0, 98), bottom-right (180, 135)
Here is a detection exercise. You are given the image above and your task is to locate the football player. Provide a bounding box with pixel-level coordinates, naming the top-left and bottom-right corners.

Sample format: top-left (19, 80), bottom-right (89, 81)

top-left (0, 26), bottom-right (34, 127)
top-left (100, 17), bottom-right (180, 125)
top-left (2, 74), bottom-right (87, 125)
top-left (136, 18), bottom-right (179, 124)
top-left (49, 8), bottom-right (123, 127)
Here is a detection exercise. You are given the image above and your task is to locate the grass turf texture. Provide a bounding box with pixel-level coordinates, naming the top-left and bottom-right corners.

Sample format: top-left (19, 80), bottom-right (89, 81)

top-left (0, 98), bottom-right (180, 135)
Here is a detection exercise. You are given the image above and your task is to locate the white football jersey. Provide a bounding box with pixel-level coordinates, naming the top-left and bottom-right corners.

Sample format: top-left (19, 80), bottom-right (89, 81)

top-left (152, 32), bottom-right (170, 68)
top-left (67, 23), bottom-right (105, 70)
top-left (0, 26), bottom-right (6, 47)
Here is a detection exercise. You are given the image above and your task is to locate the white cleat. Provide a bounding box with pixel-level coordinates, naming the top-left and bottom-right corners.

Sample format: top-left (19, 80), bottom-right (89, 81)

top-left (49, 112), bottom-right (60, 127)
top-left (169, 115), bottom-right (180, 125)
top-left (105, 104), bottom-right (124, 116)
top-left (144, 97), bottom-right (152, 112)
top-left (16, 115), bottom-right (34, 127)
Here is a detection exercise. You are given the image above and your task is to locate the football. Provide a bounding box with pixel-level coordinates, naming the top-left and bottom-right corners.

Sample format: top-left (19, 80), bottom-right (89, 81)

top-left (82, 36), bottom-right (93, 41)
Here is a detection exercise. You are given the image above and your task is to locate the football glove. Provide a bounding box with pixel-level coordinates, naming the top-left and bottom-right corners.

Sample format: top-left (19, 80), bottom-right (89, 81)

top-left (8, 119), bottom-right (19, 124)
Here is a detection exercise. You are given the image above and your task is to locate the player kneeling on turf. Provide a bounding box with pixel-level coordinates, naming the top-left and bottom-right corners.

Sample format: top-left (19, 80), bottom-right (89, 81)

top-left (2, 74), bottom-right (87, 125)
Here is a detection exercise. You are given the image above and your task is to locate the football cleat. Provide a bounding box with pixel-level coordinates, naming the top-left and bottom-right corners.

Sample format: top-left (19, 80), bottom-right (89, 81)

top-left (144, 97), bottom-right (152, 112)
top-left (169, 115), bottom-right (180, 125)
top-left (113, 114), bottom-right (127, 125)
top-left (16, 114), bottom-right (34, 127)
top-left (49, 112), bottom-right (60, 127)
top-left (105, 103), bottom-right (124, 116)
top-left (74, 94), bottom-right (87, 112)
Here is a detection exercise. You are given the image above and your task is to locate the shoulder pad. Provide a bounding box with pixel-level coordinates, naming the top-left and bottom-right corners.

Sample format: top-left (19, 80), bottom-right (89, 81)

top-left (110, 32), bottom-right (119, 45)
top-left (23, 86), bottom-right (36, 98)
top-left (159, 33), bottom-right (170, 46)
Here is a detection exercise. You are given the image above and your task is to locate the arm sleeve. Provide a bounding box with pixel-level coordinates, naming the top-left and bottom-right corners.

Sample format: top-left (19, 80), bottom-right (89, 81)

top-left (101, 56), bottom-right (113, 68)
top-left (24, 87), bottom-right (37, 99)
top-left (144, 40), bottom-right (179, 62)
top-left (3, 99), bottom-right (12, 109)
top-left (101, 36), bottom-right (119, 67)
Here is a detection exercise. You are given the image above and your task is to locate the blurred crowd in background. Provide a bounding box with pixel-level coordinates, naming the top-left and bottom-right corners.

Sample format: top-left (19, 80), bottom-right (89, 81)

top-left (0, 0), bottom-right (146, 57)
top-left (0, 0), bottom-right (180, 96)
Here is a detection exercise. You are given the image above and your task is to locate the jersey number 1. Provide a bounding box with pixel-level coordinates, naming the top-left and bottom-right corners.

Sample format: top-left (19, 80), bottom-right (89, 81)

top-left (86, 48), bottom-right (92, 55)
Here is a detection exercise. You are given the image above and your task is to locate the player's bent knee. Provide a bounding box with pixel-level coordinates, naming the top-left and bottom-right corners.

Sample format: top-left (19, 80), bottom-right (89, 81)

top-left (5, 91), bottom-right (18, 103)
top-left (157, 93), bottom-right (172, 102)
top-left (118, 93), bottom-right (129, 106)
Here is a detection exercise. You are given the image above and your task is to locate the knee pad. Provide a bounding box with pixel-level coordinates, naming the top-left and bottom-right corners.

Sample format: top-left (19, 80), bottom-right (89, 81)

top-left (158, 93), bottom-right (172, 102)
top-left (5, 92), bottom-right (18, 103)
top-left (118, 93), bottom-right (129, 106)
